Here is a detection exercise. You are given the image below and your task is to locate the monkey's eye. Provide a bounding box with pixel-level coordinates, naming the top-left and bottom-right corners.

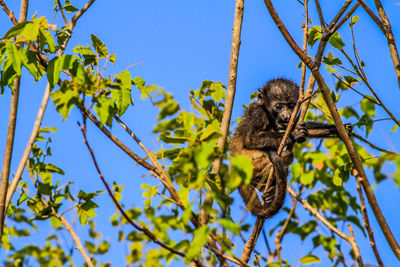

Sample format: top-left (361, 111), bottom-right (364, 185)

top-left (274, 104), bottom-right (282, 110)
top-left (288, 103), bottom-right (296, 109)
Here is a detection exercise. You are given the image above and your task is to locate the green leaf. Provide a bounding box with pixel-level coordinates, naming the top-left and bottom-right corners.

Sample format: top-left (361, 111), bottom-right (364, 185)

top-left (186, 226), bottom-right (208, 262)
top-left (51, 83), bottom-right (81, 119)
top-left (39, 28), bottom-right (56, 53)
top-left (228, 155), bottom-right (253, 191)
top-left (94, 95), bottom-right (114, 127)
top-left (21, 21), bottom-right (40, 41)
top-left (43, 163), bottom-right (65, 175)
top-left (47, 55), bottom-right (76, 88)
top-left (72, 45), bottom-right (95, 56)
top-left (300, 254), bottom-right (320, 264)
top-left (91, 34), bottom-right (108, 58)
top-left (2, 21), bottom-right (31, 39)
top-left (308, 26), bottom-right (322, 47)
top-left (112, 70), bottom-right (132, 116)
top-left (210, 82), bottom-right (225, 102)
top-left (17, 192), bottom-right (28, 206)
top-left (109, 54), bottom-right (117, 64)
top-left (63, 3), bottom-right (79, 12)
top-left (5, 42), bottom-right (22, 76)
top-left (97, 241), bottom-right (111, 254)
top-left (350, 16), bottom-right (360, 27)
top-left (360, 96), bottom-right (376, 117)
top-left (300, 172), bottom-right (314, 185)
top-left (77, 201), bottom-right (98, 225)
top-left (219, 218), bottom-right (240, 235)
top-left (329, 32), bottom-right (345, 49)
top-left (21, 48), bottom-right (45, 81)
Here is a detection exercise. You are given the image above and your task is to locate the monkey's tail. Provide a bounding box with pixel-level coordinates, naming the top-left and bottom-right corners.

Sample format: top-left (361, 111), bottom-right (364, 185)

top-left (239, 152), bottom-right (287, 218)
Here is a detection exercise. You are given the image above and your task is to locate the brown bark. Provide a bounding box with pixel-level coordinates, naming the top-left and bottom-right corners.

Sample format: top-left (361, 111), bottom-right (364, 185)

top-left (0, 0), bottom-right (29, 244)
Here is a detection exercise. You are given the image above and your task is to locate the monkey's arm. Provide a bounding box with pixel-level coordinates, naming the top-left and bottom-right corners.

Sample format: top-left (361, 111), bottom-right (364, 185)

top-left (303, 122), bottom-right (352, 139)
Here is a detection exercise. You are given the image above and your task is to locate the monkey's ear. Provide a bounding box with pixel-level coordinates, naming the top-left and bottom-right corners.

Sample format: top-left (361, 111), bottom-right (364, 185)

top-left (258, 87), bottom-right (264, 98)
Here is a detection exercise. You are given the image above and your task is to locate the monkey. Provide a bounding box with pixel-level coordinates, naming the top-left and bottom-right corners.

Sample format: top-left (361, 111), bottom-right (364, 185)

top-left (230, 78), bottom-right (344, 218)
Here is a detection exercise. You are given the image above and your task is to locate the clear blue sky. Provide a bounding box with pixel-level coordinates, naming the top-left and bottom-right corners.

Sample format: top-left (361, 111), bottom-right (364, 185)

top-left (1, 0), bottom-right (400, 265)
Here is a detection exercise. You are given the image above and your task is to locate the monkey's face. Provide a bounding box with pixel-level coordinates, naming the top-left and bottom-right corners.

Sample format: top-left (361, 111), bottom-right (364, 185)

top-left (268, 100), bottom-right (297, 130)
top-left (258, 78), bottom-right (300, 130)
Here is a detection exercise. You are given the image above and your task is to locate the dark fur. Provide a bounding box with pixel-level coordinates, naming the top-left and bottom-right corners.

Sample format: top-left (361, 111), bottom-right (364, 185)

top-left (231, 78), bottom-right (341, 218)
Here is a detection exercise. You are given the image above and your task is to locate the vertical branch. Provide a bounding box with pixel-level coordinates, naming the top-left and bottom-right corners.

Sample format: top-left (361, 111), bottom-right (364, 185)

top-left (263, 0), bottom-right (400, 260)
top-left (0, 0), bottom-right (29, 243)
top-left (4, 0), bottom-right (98, 228)
top-left (201, 0), bottom-right (244, 224)
top-left (354, 170), bottom-right (384, 266)
top-left (53, 213), bottom-right (94, 267)
top-left (372, 0), bottom-right (400, 88)
top-left (348, 224), bottom-right (364, 267)
top-left (273, 186), bottom-right (303, 262)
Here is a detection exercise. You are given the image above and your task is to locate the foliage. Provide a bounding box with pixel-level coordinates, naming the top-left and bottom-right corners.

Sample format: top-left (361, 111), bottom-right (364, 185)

top-left (0, 1), bottom-right (399, 266)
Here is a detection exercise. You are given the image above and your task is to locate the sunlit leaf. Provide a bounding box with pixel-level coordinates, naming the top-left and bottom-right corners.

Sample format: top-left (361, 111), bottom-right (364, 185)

top-left (300, 254), bottom-right (320, 264)
top-left (91, 34), bottom-right (108, 58)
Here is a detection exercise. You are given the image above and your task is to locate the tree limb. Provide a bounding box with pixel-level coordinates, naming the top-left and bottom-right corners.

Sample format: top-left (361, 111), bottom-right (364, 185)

top-left (201, 0), bottom-right (245, 225)
top-left (0, 0), bottom-right (28, 243)
top-left (263, 0), bottom-right (400, 260)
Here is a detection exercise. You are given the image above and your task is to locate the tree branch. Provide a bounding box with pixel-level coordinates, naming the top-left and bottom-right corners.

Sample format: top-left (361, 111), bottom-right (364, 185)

top-left (263, 0), bottom-right (400, 260)
top-left (359, 0), bottom-right (400, 88)
top-left (0, 0), bottom-right (18, 24)
top-left (4, 0), bottom-right (97, 237)
top-left (201, 0), bottom-right (244, 225)
top-left (354, 170), bottom-right (384, 266)
top-left (77, 121), bottom-right (189, 259)
top-left (0, 0), bottom-right (28, 243)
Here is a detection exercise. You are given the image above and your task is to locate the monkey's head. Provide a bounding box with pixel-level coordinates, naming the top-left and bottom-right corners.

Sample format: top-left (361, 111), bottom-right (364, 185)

top-left (258, 78), bottom-right (299, 131)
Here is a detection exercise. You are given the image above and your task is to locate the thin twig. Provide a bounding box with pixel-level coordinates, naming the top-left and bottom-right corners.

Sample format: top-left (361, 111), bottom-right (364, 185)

top-left (25, 161), bottom-right (94, 266)
top-left (77, 121), bottom-right (187, 259)
top-left (0, 0), bottom-right (18, 24)
top-left (353, 133), bottom-right (397, 155)
top-left (348, 224), bottom-right (364, 266)
top-left (340, 45), bottom-right (400, 126)
top-left (57, 0), bottom-right (68, 26)
top-left (354, 170), bottom-right (384, 266)
top-left (273, 186), bottom-right (303, 262)
top-left (361, 0), bottom-right (400, 88)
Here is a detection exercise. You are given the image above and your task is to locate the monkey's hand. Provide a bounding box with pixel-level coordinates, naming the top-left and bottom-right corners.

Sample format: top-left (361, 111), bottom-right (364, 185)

top-left (291, 122), bottom-right (309, 143)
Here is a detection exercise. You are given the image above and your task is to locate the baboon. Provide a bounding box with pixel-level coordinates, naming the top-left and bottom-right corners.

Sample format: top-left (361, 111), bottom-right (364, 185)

top-left (231, 78), bottom-right (342, 218)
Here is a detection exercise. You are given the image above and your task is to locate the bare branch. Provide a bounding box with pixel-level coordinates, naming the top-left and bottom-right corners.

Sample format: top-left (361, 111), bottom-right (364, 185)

top-left (201, 0), bottom-right (244, 225)
top-left (354, 170), bottom-right (384, 266)
top-left (348, 224), bottom-right (364, 267)
top-left (353, 133), bottom-right (398, 155)
top-left (357, 0), bottom-right (384, 32)
top-left (54, 213), bottom-right (95, 266)
top-left (314, 0), bottom-right (325, 29)
top-left (359, 0), bottom-right (400, 88)
top-left (57, 0), bottom-right (68, 26)
top-left (0, 0), bottom-right (18, 24)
